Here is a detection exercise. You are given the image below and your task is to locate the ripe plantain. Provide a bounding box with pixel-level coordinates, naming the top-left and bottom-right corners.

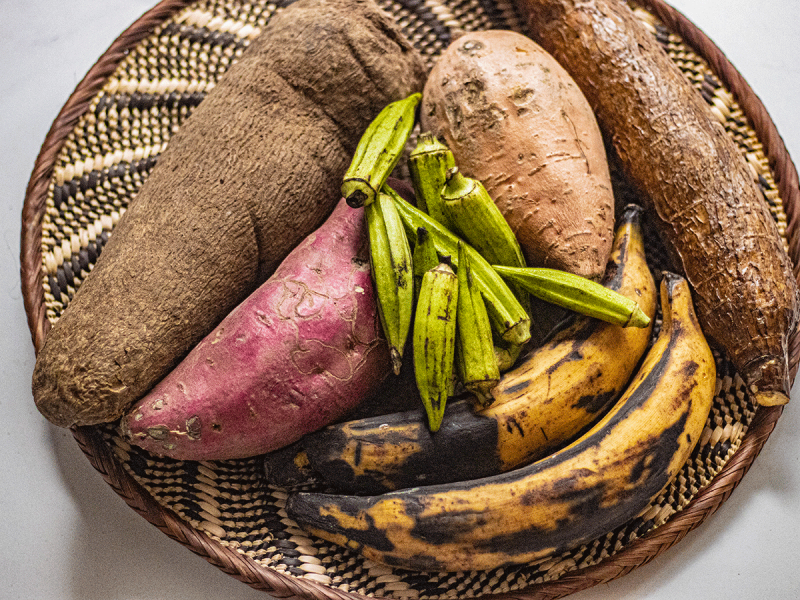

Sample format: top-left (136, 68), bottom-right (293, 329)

top-left (276, 205), bottom-right (656, 494)
top-left (286, 271), bottom-right (716, 572)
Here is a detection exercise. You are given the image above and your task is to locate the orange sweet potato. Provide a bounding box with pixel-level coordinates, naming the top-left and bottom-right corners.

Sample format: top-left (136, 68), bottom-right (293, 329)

top-left (420, 29), bottom-right (615, 281)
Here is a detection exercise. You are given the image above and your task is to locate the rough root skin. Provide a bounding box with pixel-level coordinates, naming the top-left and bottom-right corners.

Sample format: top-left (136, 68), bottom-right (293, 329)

top-left (122, 200), bottom-right (391, 460)
top-left (32, 0), bottom-right (427, 428)
top-left (520, 0), bottom-right (799, 401)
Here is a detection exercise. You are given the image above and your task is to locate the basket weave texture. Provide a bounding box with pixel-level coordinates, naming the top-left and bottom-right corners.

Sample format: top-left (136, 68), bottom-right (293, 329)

top-left (19, 0), bottom-right (800, 599)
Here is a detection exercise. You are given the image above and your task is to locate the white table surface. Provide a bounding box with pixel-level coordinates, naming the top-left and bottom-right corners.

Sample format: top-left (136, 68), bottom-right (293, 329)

top-left (1, 1), bottom-right (798, 599)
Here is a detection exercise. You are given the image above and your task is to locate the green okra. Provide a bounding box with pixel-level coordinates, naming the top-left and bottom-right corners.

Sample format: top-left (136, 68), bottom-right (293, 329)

top-left (412, 227), bottom-right (439, 299)
top-left (408, 132), bottom-right (456, 228)
top-left (441, 168), bottom-right (526, 271)
top-left (366, 192), bottom-right (415, 375)
top-left (441, 167), bottom-right (530, 313)
top-left (414, 261), bottom-right (459, 432)
top-left (492, 265), bottom-right (651, 328)
top-left (455, 241), bottom-right (500, 409)
top-left (342, 93), bottom-right (421, 208)
top-left (384, 184), bottom-right (531, 346)
top-left (494, 342), bottom-right (523, 373)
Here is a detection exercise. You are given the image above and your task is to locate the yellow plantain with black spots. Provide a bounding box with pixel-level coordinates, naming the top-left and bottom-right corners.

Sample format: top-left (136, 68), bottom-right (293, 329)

top-left (286, 271), bottom-right (715, 572)
top-left (270, 205), bottom-right (656, 495)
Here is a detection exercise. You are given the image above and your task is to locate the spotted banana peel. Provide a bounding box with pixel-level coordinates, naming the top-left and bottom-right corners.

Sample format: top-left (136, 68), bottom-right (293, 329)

top-left (414, 261), bottom-right (459, 432)
top-left (273, 205), bottom-right (656, 494)
top-left (366, 191), bottom-right (414, 375)
top-left (286, 271), bottom-right (716, 572)
top-left (342, 93), bottom-right (421, 208)
top-left (485, 204), bottom-right (657, 466)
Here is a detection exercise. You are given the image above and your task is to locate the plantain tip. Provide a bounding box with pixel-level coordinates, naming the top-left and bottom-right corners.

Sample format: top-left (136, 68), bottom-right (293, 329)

top-left (753, 390), bottom-right (790, 407)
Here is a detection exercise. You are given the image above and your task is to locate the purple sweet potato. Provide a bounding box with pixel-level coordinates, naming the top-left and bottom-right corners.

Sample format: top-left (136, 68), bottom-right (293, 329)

top-left (121, 199), bottom-right (390, 460)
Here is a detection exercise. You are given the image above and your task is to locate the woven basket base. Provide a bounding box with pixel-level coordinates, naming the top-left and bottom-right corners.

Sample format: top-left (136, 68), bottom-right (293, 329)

top-left (20, 0), bottom-right (798, 598)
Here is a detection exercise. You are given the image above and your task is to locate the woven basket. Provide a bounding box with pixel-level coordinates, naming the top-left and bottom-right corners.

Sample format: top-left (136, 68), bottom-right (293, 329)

top-left (19, 0), bottom-right (800, 598)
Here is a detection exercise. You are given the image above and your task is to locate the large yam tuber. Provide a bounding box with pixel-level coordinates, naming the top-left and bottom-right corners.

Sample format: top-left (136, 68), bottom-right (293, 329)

top-left (122, 199), bottom-right (389, 460)
top-left (420, 29), bottom-right (615, 281)
top-left (520, 0), bottom-right (799, 404)
top-left (32, 0), bottom-right (427, 427)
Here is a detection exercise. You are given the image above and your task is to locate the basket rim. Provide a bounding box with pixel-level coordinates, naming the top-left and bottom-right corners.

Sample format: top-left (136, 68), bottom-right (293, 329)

top-left (18, 1), bottom-right (800, 599)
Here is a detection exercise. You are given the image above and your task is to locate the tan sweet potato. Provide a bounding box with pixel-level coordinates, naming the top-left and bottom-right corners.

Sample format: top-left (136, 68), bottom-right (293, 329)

top-left (520, 0), bottom-right (799, 404)
top-left (420, 29), bottom-right (615, 281)
top-left (122, 199), bottom-right (389, 460)
top-left (32, 0), bottom-right (427, 428)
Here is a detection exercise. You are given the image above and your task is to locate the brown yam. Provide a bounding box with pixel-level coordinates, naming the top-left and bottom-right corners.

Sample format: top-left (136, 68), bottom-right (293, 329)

top-left (420, 29), bottom-right (615, 281)
top-left (519, 0), bottom-right (799, 404)
top-left (32, 0), bottom-right (427, 427)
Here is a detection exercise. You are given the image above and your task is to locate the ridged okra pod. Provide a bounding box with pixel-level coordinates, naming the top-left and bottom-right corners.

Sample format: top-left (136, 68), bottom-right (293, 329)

top-left (494, 342), bottom-right (523, 373)
top-left (414, 261), bottom-right (459, 432)
top-left (441, 168), bottom-right (526, 271)
top-left (342, 93), bottom-right (421, 208)
top-left (455, 242), bottom-right (500, 408)
top-left (366, 192), bottom-right (415, 374)
top-left (441, 167), bottom-right (530, 313)
top-left (385, 185), bottom-right (531, 346)
top-left (493, 265), bottom-right (651, 328)
top-left (412, 227), bottom-right (439, 299)
top-left (408, 132), bottom-right (456, 228)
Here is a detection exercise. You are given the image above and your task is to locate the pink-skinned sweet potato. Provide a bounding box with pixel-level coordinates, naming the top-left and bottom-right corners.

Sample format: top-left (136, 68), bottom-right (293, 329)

top-left (121, 199), bottom-right (389, 460)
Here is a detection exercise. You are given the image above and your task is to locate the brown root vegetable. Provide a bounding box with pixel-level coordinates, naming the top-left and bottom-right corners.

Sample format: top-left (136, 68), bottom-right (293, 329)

top-left (520, 0), bottom-right (799, 405)
top-left (122, 199), bottom-right (389, 460)
top-left (420, 29), bottom-right (615, 281)
top-left (31, 0), bottom-right (427, 428)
